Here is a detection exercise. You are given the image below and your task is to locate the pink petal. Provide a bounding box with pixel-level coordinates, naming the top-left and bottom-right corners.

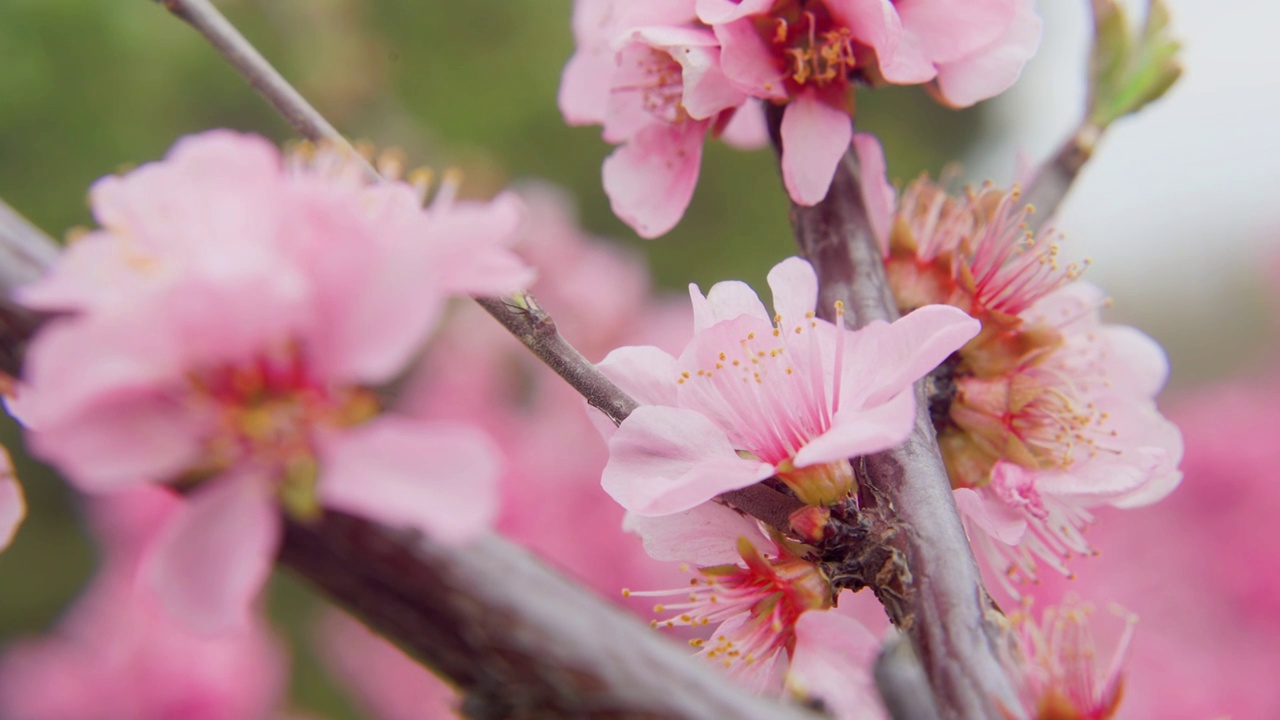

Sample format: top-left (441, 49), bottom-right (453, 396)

top-left (767, 256), bottom-right (820, 326)
top-left (693, 278), bottom-right (770, 330)
top-left (713, 18), bottom-right (788, 100)
top-left (559, 48), bottom-right (614, 126)
top-left (24, 391), bottom-right (207, 493)
top-left (1102, 325), bottom-right (1170, 399)
top-left (718, 100), bottom-right (769, 150)
top-left (932, 1), bottom-right (1041, 107)
top-left (603, 405), bottom-right (775, 516)
top-left (894, 0), bottom-right (1016, 64)
top-left (596, 346), bottom-right (681, 407)
top-left (793, 389), bottom-right (915, 467)
top-left (146, 474), bottom-right (280, 633)
top-left (852, 133), bottom-right (896, 252)
top-left (954, 487), bottom-right (1027, 545)
top-left (621, 503), bottom-right (768, 565)
top-left (318, 417), bottom-right (500, 544)
top-left (697, 0), bottom-right (775, 24)
top-left (786, 611), bottom-right (883, 720)
top-left (0, 450), bottom-right (23, 551)
top-left (626, 27), bottom-right (745, 121)
top-left (845, 305), bottom-right (980, 408)
top-left (426, 192), bottom-right (534, 298)
top-left (603, 121), bottom-right (706, 239)
top-left (780, 92), bottom-right (853, 206)
top-left (830, 0), bottom-right (902, 54)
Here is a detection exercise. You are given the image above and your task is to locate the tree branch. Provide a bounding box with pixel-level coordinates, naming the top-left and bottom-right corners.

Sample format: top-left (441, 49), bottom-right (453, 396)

top-left (767, 106), bottom-right (1018, 719)
top-left (1019, 121), bottom-right (1101, 233)
top-left (0, 201), bottom-right (816, 720)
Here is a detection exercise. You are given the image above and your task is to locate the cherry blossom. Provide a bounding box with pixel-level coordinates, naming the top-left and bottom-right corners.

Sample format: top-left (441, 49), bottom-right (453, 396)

top-left (622, 503), bottom-right (880, 698)
top-left (868, 160), bottom-right (1183, 589)
top-left (11, 130), bottom-right (528, 630)
top-left (598, 256), bottom-right (978, 515)
top-left (559, 1), bottom-right (764, 238)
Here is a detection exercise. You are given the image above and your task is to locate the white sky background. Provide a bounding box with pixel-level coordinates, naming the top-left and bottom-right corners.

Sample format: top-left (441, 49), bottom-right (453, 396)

top-left (968, 0), bottom-right (1280, 386)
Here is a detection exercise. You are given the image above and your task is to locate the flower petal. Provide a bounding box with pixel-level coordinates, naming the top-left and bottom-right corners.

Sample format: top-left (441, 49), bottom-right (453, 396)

top-left (712, 18), bottom-right (789, 100)
top-left (843, 304), bottom-right (979, 408)
top-left (786, 611), bottom-right (883, 720)
top-left (780, 92), bottom-right (852, 205)
top-left (319, 417), bottom-right (500, 544)
top-left (622, 503), bottom-right (768, 565)
top-left (793, 389), bottom-right (916, 467)
top-left (932, 1), bottom-right (1041, 108)
top-left (603, 405), bottom-right (775, 516)
top-left (718, 100), bottom-right (769, 149)
top-left (954, 487), bottom-right (1027, 545)
top-left (853, 132), bottom-right (896, 252)
top-left (603, 121), bottom-right (706, 239)
top-left (596, 345), bottom-right (680, 407)
top-left (146, 474), bottom-right (280, 633)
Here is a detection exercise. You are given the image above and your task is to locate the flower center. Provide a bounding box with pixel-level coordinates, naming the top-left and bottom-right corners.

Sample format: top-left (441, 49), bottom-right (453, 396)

top-left (754, 1), bottom-right (858, 92)
top-left (626, 538), bottom-right (833, 676)
top-left (614, 47), bottom-right (688, 125)
top-left (185, 344), bottom-right (378, 516)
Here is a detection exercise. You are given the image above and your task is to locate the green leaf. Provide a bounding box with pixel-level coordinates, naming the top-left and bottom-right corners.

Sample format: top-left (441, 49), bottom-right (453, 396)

top-left (1087, 0), bottom-right (1184, 129)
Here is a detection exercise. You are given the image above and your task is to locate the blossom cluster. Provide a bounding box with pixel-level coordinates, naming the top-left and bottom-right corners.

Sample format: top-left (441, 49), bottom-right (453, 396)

top-left (861, 142), bottom-right (1184, 593)
top-left (560, 0), bottom-right (1041, 237)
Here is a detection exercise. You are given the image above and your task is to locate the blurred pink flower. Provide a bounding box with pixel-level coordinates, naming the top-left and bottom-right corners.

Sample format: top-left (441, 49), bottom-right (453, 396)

top-left (785, 611), bottom-right (884, 720)
top-left (317, 611), bottom-right (460, 720)
top-left (598, 256), bottom-right (978, 514)
top-left (0, 487), bottom-right (289, 720)
top-left (0, 446), bottom-right (22, 552)
top-left (1002, 599), bottom-right (1134, 720)
top-left (12, 131), bottom-right (525, 630)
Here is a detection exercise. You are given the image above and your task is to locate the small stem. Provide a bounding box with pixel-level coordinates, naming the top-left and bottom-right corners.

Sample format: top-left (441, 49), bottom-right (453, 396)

top-left (766, 105), bottom-right (1018, 718)
top-left (474, 294), bottom-right (638, 426)
top-left (1020, 121), bottom-right (1102, 233)
top-left (160, 0), bottom-right (351, 152)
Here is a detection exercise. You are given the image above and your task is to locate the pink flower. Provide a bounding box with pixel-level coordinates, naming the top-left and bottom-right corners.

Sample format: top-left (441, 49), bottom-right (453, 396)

top-left (12, 131), bottom-right (526, 630)
top-left (559, 1), bottom-right (768, 238)
top-left (0, 446), bottom-right (22, 552)
top-left (599, 256), bottom-right (979, 515)
top-left (867, 163), bottom-right (1183, 589)
top-left (951, 283), bottom-right (1183, 593)
top-left (883, 0), bottom-right (1043, 108)
top-left (697, 0), bottom-right (1039, 204)
top-left (0, 488), bottom-right (289, 720)
top-left (623, 503), bottom-right (882, 701)
top-left (1003, 599), bottom-right (1135, 720)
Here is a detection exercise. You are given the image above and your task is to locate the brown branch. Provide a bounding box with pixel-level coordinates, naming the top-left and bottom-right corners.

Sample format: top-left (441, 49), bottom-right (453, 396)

top-left (282, 513), bottom-right (820, 720)
top-left (1019, 121), bottom-right (1101, 234)
top-left (766, 106), bottom-right (1019, 718)
top-left (0, 202), bottom-right (815, 719)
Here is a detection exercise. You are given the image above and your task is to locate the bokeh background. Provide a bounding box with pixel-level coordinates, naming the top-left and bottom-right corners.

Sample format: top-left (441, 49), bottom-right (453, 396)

top-left (0, 0), bottom-right (1274, 717)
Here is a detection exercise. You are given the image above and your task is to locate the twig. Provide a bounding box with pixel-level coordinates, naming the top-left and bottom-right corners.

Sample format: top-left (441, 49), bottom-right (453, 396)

top-left (0, 202), bottom-right (815, 720)
top-left (766, 107), bottom-right (1019, 718)
top-left (0, 199), bottom-right (63, 290)
top-left (1019, 121), bottom-right (1101, 233)
top-left (160, 0), bottom-right (351, 152)
top-left (874, 634), bottom-right (943, 720)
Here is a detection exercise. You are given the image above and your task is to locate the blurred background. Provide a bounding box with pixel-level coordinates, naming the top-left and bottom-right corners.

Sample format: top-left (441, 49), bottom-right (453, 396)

top-left (0, 0), bottom-right (1274, 717)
